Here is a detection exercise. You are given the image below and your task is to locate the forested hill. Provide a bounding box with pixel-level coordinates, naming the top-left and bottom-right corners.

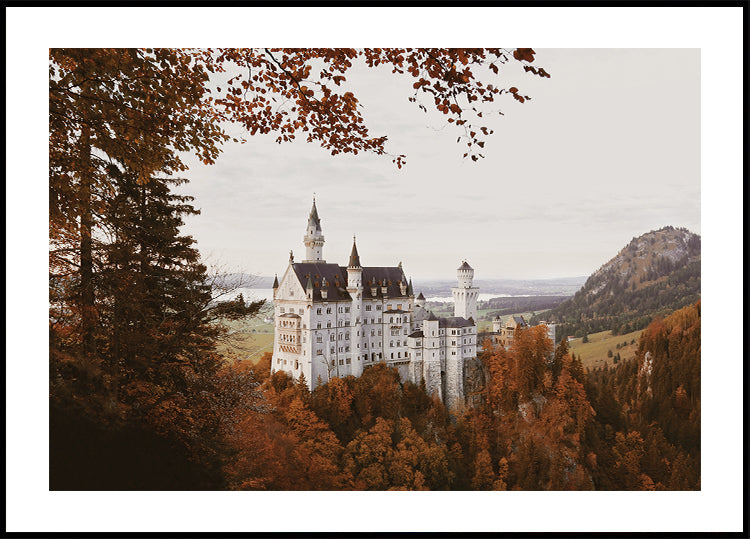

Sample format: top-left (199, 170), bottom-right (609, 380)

top-left (534, 226), bottom-right (701, 339)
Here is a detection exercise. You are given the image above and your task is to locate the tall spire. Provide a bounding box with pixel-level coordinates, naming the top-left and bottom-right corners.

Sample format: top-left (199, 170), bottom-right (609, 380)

top-left (308, 197), bottom-right (320, 230)
top-left (303, 197), bottom-right (325, 262)
top-left (348, 235), bottom-right (361, 268)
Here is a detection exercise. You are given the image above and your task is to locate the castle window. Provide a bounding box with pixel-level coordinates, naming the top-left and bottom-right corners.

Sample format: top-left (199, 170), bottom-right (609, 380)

top-left (330, 334), bottom-right (335, 341)
top-left (388, 304), bottom-right (392, 310)
top-left (376, 305), bottom-right (382, 310)
top-left (331, 347), bottom-right (335, 354)
top-left (326, 308), bottom-right (332, 314)
top-left (339, 360), bottom-right (344, 365)
top-left (397, 341), bottom-right (401, 347)
top-left (316, 335), bottom-right (322, 343)
top-left (317, 308), bottom-right (322, 314)
top-left (345, 333), bottom-right (349, 340)
top-left (345, 307), bottom-right (350, 313)
top-left (346, 346), bottom-right (350, 352)
top-left (339, 307), bottom-right (343, 313)
top-left (397, 352), bottom-right (401, 358)
top-left (346, 358), bottom-right (351, 365)
top-left (371, 330), bottom-right (375, 336)
top-left (391, 353), bottom-right (394, 359)
top-left (390, 341), bottom-right (393, 347)
top-left (389, 317), bottom-right (393, 323)
top-left (280, 307), bottom-right (285, 313)
top-left (327, 322), bottom-right (331, 328)
top-left (365, 305), bottom-right (372, 311)
top-left (397, 304), bottom-right (402, 310)
top-left (317, 323), bottom-right (321, 329)
top-left (364, 342), bottom-right (367, 348)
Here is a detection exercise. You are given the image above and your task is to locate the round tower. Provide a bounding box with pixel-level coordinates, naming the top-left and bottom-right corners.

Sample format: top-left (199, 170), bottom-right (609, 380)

top-left (452, 260), bottom-right (479, 321)
top-left (303, 198), bottom-right (325, 262)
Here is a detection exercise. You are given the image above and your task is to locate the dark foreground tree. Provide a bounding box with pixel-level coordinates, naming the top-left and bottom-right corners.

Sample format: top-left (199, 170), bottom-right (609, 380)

top-left (50, 166), bottom-right (263, 489)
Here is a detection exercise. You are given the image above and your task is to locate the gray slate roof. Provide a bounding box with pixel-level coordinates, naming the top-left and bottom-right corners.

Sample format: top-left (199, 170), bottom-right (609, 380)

top-left (348, 239), bottom-right (361, 268)
top-left (438, 316), bottom-right (474, 328)
top-left (290, 263), bottom-right (409, 302)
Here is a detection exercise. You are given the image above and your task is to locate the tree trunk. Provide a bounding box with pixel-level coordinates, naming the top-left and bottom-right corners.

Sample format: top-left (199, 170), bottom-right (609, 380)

top-left (79, 121), bottom-right (96, 358)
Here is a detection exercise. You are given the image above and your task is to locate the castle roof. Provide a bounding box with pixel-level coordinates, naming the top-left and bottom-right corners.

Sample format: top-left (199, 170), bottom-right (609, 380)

top-left (289, 262), bottom-right (409, 302)
top-left (348, 237), bottom-right (361, 268)
top-left (408, 330), bottom-right (424, 338)
top-left (426, 311), bottom-right (439, 321)
top-left (272, 274), bottom-right (279, 289)
top-left (411, 305), bottom-right (431, 324)
top-left (417, 292), bottom-right (425, 300)
top-left (308, 199), bottom-right (321, 231)
top-left (458, 260), bottom-right (473, 271)
top-left (438, 316), bottom-right (474, 328)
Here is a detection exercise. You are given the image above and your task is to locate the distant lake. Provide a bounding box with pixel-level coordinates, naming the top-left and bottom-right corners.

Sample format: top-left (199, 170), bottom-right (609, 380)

top-left (216, 288), bottom-right (532, 305)
top-left (426, 293), bottom-right (531, 303)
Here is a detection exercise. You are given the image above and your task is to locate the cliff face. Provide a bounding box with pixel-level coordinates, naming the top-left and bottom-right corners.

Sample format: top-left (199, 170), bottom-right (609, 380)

top-left (463, 356), bottom-right (487, 408)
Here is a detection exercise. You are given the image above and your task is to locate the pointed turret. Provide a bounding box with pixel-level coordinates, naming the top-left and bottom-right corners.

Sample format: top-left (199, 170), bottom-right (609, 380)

top-left (347, 236), bottom-right (363, 290)
top-left (348, 236), bottom-right (361, 268)
top-left (407, 278), bottom-right (414, 296)
top-left (309, 197), bottom-right (321, 229)
top-left (303, 197), bottom-right (325, 262)
top-left (272, 274), bottom-right (279, 289)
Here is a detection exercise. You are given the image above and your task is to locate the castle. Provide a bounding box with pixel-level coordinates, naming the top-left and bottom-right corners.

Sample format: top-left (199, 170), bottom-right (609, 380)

top-left (270, 199), bottom-right (478, 409)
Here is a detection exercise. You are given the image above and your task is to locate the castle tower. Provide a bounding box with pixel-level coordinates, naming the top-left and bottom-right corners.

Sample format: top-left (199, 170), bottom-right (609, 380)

top-left (303, 198), bottom-right (325, 262)
top-left (452, 260), bottom-right (478, 321)
top-left (347, 236), bottom-right (362, 289)
top-left (492, 315), bottom-right (502, 334)
top-left (346, 236), bottom-right (364, 377)
top-left (415, 292), bottom-right (426, 309)
top-left (422, 313), bottom-right (442, 402)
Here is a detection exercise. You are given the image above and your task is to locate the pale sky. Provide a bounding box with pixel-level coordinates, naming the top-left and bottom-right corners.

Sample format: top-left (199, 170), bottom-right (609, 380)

top-left (175, 48), bottom-right (701, 280)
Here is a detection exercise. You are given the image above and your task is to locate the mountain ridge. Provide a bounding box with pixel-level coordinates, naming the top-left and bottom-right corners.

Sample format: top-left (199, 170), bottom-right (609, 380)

top-left (533, 226), bottom-right (701, 339)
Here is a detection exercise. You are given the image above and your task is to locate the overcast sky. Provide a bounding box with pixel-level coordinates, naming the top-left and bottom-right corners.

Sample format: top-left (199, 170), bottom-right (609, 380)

top-left (174, 48), bottom-right (700, 281)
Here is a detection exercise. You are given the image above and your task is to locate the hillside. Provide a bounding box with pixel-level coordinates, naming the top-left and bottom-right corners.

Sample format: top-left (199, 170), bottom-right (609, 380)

top-left (534, 226), bottom-right (700, 339)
